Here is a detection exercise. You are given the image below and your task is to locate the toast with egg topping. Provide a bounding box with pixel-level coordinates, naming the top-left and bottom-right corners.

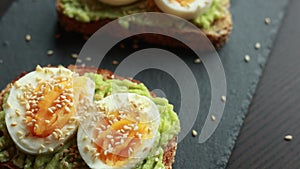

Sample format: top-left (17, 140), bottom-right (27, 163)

top-left (0, 65), bottom-right (179, 169)
top-left (56, 0), bottom-right (232, 48)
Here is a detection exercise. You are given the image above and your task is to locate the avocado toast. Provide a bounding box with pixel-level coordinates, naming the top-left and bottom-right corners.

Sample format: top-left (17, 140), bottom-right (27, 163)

top-left (0, 65), bottom-right (180, 169)
top-left (57, 0), bottom-right (232, 48)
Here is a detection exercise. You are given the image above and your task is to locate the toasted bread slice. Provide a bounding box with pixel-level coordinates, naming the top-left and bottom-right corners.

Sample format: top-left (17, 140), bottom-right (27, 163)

top-left (56, 0), bottom-right (232, 48)
top-left (0, 65), bottom-right (178, 169)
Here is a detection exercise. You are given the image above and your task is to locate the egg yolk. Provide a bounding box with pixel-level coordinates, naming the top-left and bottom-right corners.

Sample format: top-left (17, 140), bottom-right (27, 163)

top-left (171, 0), bottom-right (195, 7)
top-left (93, 111), bottom-right (153, 166)
top-left (22, 77), bottom-right (75, 137)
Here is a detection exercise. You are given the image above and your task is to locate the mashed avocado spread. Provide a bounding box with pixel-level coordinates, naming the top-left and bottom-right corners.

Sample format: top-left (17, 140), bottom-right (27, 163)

top-left (0, 73), bottom-right (180, 169)
top-left (60, 0), bottom-right (225, 29)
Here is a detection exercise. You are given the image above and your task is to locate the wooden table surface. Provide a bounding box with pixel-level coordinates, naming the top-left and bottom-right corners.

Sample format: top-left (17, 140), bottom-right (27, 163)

top-left (227, 0), bottom-right (300, 168)
top-left (1, 0), bottom-right (300, 168)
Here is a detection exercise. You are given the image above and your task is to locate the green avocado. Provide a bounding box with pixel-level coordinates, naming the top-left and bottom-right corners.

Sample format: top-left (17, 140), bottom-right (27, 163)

top-left (60, 0), bottom-right (225, 29)
top-left (0, 73), bottom-right (180, 169)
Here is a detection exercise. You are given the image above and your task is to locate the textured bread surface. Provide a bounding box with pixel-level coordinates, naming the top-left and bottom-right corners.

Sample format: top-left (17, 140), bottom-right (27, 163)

top-left (56, 0), bottom-right (232, 48)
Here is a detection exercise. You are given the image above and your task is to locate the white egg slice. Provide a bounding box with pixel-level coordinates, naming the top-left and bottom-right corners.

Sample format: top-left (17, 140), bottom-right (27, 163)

top-left (4, 66), bottom-right (95, 154)
top-left (78, 93), bottom-right (160, 169)
top-left (154, 0), bottom-right (213, 20)
top-left (98, 0), bottom-right (139, 6)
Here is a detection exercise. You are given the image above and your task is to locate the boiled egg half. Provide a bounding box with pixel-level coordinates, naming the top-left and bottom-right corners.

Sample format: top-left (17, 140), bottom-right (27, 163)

top-left (98, 0), bottom-right (139, 6)
top-left (154, 0), bottom-right (213, 19)
top-left (78, 93), bottom-right (160, 169)
top-left (4, 66), bottom-right (95, 154)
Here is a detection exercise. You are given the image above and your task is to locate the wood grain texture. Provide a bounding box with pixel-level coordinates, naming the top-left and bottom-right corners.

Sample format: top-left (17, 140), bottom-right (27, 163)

top-left (227, 0), bottom-right (300, 168)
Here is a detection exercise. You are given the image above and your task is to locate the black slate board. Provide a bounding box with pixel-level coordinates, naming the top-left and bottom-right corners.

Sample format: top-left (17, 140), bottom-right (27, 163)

top-left (0, 0), bottom-right (289, 168)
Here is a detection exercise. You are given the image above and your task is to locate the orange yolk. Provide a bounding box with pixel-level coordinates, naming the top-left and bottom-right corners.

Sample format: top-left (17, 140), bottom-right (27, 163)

top-left (172, 0), bottom-right (195, 7)
top-left (93, 111), bottom-right (152, 166)
top-left (25, 77), bottom-right (74, 137)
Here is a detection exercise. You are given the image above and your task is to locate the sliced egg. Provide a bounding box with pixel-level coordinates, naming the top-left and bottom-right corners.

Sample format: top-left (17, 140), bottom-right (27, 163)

top-left (154, 0), bottom-right (213, 19)
top-left (78, 93), bottom-right (160, 169)
top-left (98, 0), bottom-right (138, 6)
top-left (4, 66), bottom-right (95, 154)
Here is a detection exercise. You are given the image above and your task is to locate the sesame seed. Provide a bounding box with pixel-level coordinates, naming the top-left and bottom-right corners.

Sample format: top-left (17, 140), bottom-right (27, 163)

top-left (265, 17), bottom-right (271, 25)
top-left (67, 126), bottom-right (74, 130)
top-left (85, 57), bottom-right (92, 61)
top-left (192, 130), bottom-right (198, 137)
top-left (255, 42), bottom-right (261, 49)
top-left (55, 129), bottom-right (63, 136)
top-left (47, 50), bottom-right (54, 56)
top-left (40, 144), bottom-right (46, 149)
top-left (106, 135), bottom-right (113, 139)
top-left (11, 122), bottom-right (17, 127)
top-left (32, 103), bottom-right (37, 108)
top-left (6, 102), bottom-right (11, 108)
top-left (112, 60), bottom-right (119, 65)
top-left (71, 53), bottom-right (78, 59)
top-left (124, 125), bottom-right (132, 130)
top-left (45, 120), bottom-right (50, 124)
top-left (26, 111), bottom-right (32, 115)
top-left (194, 58), bottom-right (201, 64)
top-left (77, 59), bottom-right (82, 63)
top-left (211, 115), bottom-right (216, 121)
top-left (94, 153), bottom-right (100, 158)
top-left (128, 147), bottom-right (134, 156)
top-left (25, 102), bottom-right (30, 110)
top-left (48, 147), bottom-right (54, 152)
top-left (36, 65), bottom-right (43, 72)
top-left (220, 96), bottom-right (226, 103)
top-left (18, 135), bottom-right (25, 140)
top-left (65, 106), bottom-right (71, 113)
top-left (137, 133), bottom-right (142, 139)
top-left (244, 55), bottom-right (251, 62)
top-left (15, 109), bottom-right (21, 116)
top-left (48, 108), bottom-right (54, 113)
top-left (83, 136), bottom-right (88, 141)
top-left (133, 125), bottom-right (139, 131)
top-left (52, 132), bottom-right (59, 139)
top-left (15, 82), bottom-right (21, 88)
top-left (17, 131), bottom-right (23, 136)
top-left (25, 34), bottom-right (31, 42)
top-left (34, 124), bottom-right (39, 130)
top-left (155, 157), bottom-right (159, 162)
top-left (284, 135), bottom-right (293, 141)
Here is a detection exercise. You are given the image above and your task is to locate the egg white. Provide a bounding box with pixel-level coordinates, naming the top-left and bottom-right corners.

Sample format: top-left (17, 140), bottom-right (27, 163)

top-left (98, 0), bottom-right (139, 6)
top-left (154, 0), bottom-right (213, 20)
top-left (77, 93), bottom-right (160, 169)
top-left (4, 66), bottom-right (95, 154)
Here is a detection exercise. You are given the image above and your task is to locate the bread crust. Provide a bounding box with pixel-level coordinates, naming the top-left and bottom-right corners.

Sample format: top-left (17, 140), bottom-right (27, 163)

top-left (56, 0), bottom-right (232, 48)
top-left (0, 65), bottom-right (178, 169)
